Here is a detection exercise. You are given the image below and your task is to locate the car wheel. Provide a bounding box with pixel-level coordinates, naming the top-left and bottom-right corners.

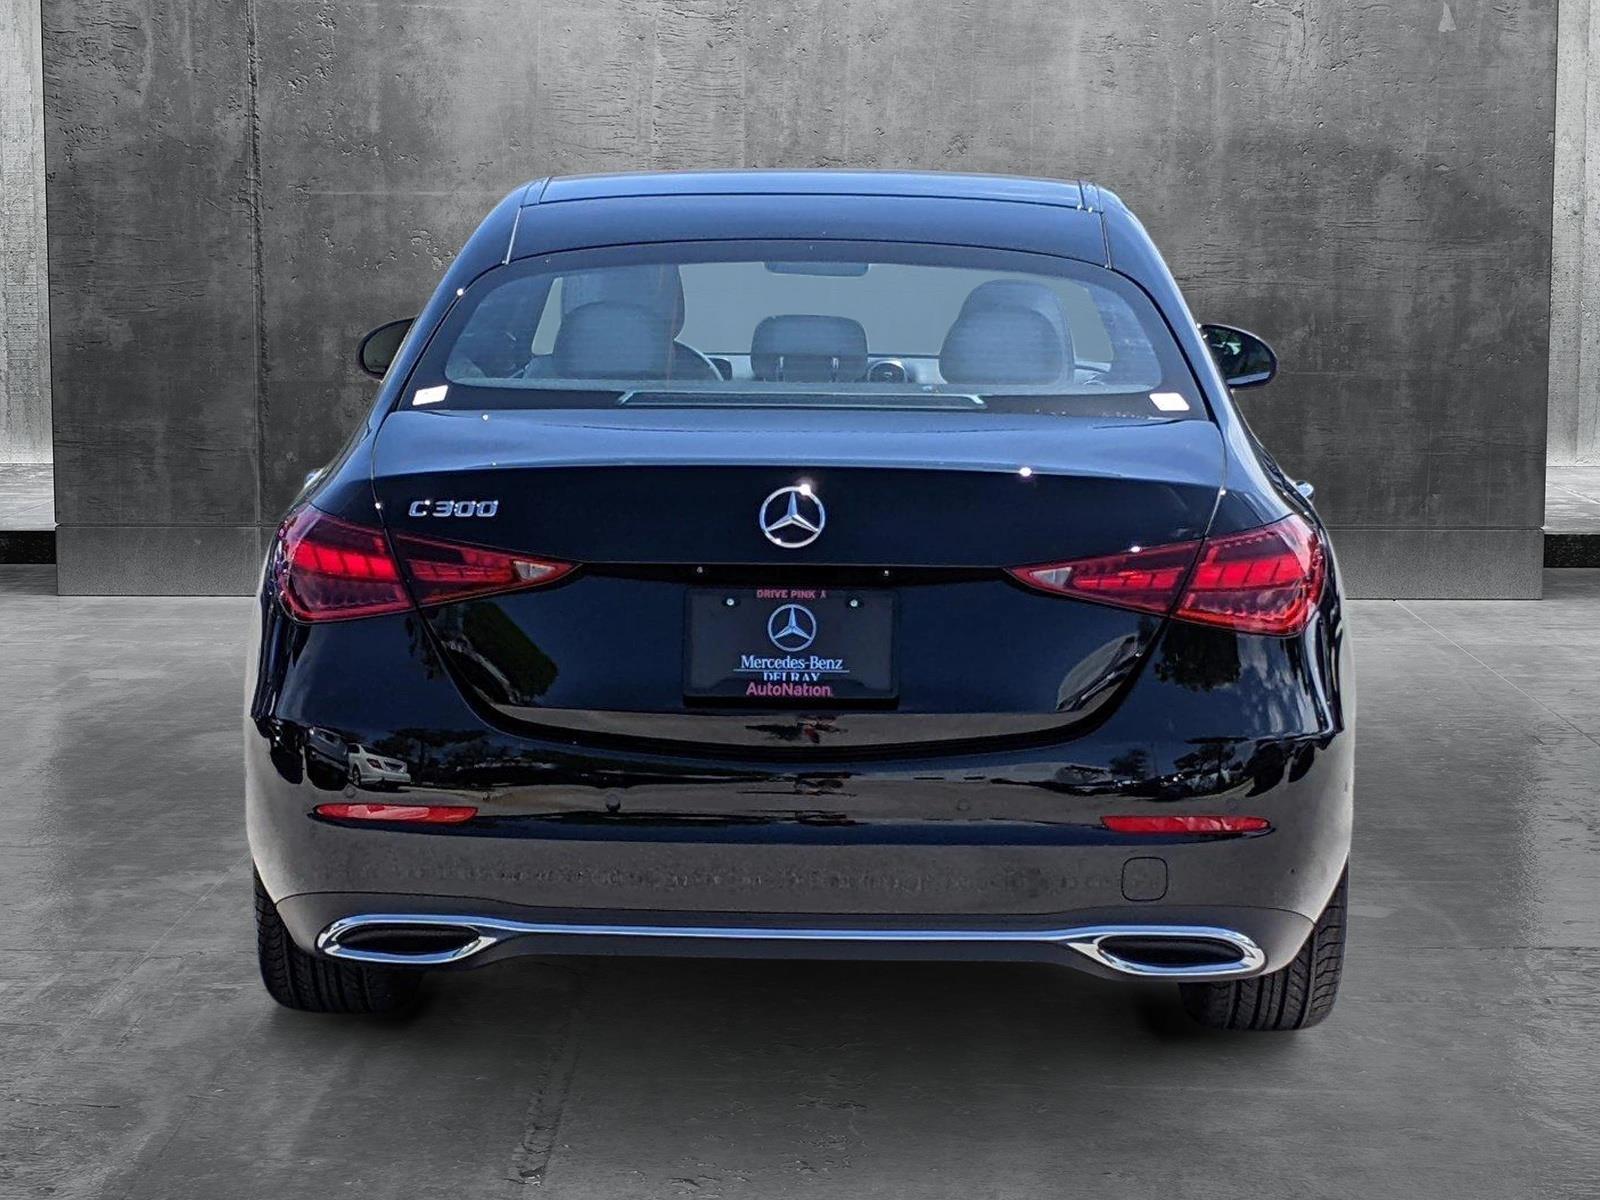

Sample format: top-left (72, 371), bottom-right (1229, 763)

top-left (1178, 866), bottom-right (1347, 1032)
top-left (253, 869), bottom-right (422, 1015)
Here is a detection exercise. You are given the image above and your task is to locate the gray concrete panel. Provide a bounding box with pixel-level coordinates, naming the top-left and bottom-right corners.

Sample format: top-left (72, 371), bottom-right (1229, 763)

top-left (43, 2), bottom-right (1558, 594)
top-left (42, 0), bottom-right (259, 532)
top-left (1550, 0), bottom-right (1599, 465)
top-left (1332, 527), bottom-right (1544, 600)
top-left (0, 0), bottom-right (51, 463)
top-left (53, 524), bottom-right (262, 595)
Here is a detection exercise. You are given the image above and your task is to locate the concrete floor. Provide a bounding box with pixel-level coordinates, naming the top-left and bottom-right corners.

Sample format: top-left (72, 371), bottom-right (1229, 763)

top-left (1, 565), bottom-right (1597, 1199)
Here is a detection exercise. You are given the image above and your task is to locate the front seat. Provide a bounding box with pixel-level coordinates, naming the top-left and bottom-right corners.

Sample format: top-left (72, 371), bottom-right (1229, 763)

top-left (552, 301), bottom-right (677, 379)
top-left (750, 315), bottom-right (869, 382)
top-left (945, 281), bottom-right (1076, 384)
top-left (939, 302), bottom-right (1066, 385)
top-left (560, 265), bottom-right (721, 381)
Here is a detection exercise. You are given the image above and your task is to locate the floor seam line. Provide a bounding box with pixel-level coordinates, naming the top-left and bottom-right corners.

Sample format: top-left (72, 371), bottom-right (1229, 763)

top-left (1393, 601), bottom-right (1600, 750)
top-left (41, 869), bottom-right (238, 1060)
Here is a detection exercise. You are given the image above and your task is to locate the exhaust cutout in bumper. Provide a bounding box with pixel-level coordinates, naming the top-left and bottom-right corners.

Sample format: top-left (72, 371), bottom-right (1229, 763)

top-left (315, 914), bottom-right (1267, 979)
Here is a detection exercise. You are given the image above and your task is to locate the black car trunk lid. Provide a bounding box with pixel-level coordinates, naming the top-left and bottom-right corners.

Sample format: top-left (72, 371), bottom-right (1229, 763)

top-left (370, 407), bottom-right (1224, 752)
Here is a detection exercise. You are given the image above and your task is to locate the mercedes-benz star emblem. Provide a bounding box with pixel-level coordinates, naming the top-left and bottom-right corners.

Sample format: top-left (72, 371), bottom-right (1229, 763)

top-left (767, 603), bottom-right (818, 653)
top-left (759, 485), bottom-right (825, 549)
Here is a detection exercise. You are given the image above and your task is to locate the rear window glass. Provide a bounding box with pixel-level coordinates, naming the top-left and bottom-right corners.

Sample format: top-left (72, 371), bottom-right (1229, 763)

top-left (406, 241), bottom-right (1203, 419)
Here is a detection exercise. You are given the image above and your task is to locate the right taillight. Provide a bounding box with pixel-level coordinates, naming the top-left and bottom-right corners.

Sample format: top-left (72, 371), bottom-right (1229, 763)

top-left (274, 506), bottom-right (574, 623)
top-left (1009, 514), bottom-right (1325, 636)
top-left (1175, 515), bottom-right (1325, 635)
top-left (1009, 540), bottom-right (1200, 616)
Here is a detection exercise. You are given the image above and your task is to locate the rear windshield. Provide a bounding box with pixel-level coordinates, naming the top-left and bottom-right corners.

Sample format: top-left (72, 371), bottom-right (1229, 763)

top-left (404, 241), bottom-right (1204, 419)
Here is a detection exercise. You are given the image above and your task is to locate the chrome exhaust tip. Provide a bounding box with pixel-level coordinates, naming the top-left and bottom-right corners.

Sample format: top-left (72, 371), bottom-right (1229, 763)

top-left (318, 917), bottom-right (494, 966)
top-left (316, 915), bottom-right (1265, 978)
top-left (1065, 928), bottom-right (1265, 978)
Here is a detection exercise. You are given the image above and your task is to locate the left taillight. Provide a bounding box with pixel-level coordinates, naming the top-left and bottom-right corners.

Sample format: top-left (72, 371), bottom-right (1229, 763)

top-left (274, 506), bottom-right (574, 623)
top-left (275, 507), bottom-right (409, 621)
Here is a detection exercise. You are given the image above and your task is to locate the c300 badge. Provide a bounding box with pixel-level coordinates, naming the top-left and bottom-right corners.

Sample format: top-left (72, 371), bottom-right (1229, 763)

top-left (406, 499), bottom-right (499, 518)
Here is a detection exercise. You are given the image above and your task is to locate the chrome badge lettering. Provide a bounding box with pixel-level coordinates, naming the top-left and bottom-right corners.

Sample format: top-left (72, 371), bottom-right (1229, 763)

top-left (406, 499), bottom-right (500, 518)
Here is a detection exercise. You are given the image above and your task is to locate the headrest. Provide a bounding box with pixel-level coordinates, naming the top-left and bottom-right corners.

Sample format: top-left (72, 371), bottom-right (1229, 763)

top-left (750, 315), bottom-right (869, 382)
top-left (561, 265), bottom-right (686, 336)
top-left (552, 301), bottom-right (675, 379)
top-left (939, 306), bottom-right (1066, 385)
top-left (957, 280), bottom-right (1074, 371)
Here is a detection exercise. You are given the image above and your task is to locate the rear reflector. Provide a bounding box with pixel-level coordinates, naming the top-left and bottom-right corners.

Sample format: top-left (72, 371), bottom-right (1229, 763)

top-left (275, 505), bottom-right (573, 622)
top-left (314, 803), bottom-right (478, 824)
top-left (1102, 815), bottom-right (1270, 835)
top-left (1008, 514), bottom-right (1325, 636)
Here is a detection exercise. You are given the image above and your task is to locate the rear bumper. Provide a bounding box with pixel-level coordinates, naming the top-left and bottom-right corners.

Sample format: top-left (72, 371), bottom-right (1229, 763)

top-left (246, 586), bottom-right (1354, 980)
top-left (250, 745), bottom-right (1349, 975)
top-left (278, 891), bottom-right (1311, 981)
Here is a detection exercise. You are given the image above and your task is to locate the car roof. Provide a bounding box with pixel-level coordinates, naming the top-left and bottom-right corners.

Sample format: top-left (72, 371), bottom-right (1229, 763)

top-left (501, 170), bottom-right (1119, 267)
top-left (526, 169), bottom-right (1096, 211)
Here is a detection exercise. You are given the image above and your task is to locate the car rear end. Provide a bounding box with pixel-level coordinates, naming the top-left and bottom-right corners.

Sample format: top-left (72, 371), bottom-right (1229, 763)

top-left (245, 176), bottom-right (1352, 1018)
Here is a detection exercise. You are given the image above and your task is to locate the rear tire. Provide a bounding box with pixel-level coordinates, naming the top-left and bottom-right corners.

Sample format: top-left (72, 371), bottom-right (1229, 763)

top-left (1178, 867), bottom-right (1347, 1031)
top-left (254, 869), bottom-right (422, 1015)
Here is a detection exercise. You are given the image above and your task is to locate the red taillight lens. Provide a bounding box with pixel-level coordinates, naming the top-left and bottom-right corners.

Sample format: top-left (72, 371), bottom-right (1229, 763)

top-left (1008, 515), bottom-right (1324, 636)
top-left (1175, 515), bottom-right (1325, 636)
top-left (275, 506), bottom-right (574, 622)
top-left (1009, 540), bottom-right (1199, 615)
top-left (393, 528), bottom-right (573, 608)
top-left (276, 508), bottom-right (409, 621)
top-left (1102, 815), bottom-right (1270, 835)
top-left (314, 803), bottom-right (477, 824)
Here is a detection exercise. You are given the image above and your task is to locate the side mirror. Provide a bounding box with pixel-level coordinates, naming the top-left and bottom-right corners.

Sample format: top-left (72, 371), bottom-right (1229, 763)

top-left (357, 317), bottom-right (415, 379)
top-left (1200, 324), bottom-right (1277, 389)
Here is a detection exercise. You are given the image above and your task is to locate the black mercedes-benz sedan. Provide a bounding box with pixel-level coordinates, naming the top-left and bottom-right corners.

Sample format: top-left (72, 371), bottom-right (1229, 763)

top-left (246, 170), bottom-right (1352, 1030)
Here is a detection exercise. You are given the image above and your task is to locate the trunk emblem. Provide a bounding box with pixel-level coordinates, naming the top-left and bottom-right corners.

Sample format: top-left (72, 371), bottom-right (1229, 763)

top-left (759, 485), bottom-right (826, 548)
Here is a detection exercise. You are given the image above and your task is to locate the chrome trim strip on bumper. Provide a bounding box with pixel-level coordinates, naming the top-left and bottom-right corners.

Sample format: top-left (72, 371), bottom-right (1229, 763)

top-left (316, 914), bottom-right (1267, 979)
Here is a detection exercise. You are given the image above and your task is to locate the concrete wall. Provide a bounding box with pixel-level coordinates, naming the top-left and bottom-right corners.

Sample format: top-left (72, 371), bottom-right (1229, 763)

top-left (0, 0), bottom-right (50, 464)
top-left (42, 0), bottom-right (1557, 596)
top-left (1551, 0), bottom-right (1597, 465)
